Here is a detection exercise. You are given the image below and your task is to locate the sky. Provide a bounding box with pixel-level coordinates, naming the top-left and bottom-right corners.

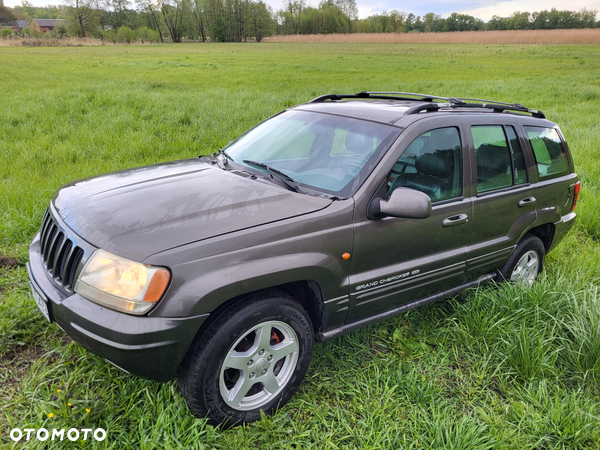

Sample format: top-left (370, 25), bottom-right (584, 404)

top-left (4, 0), bottom-right (600, 20)
top-left (268, 0), bottom-right (600, 20)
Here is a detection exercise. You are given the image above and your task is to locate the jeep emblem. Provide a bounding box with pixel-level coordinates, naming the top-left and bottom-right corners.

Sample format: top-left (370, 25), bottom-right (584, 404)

top-left (58, 208), bottom-right (69, 220)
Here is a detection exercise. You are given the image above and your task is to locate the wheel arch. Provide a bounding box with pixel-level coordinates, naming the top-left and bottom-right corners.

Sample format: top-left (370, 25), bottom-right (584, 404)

top-left (524, 222), bottom-right (556, 254)
top-left (184, 280), bottom-right (326, 357)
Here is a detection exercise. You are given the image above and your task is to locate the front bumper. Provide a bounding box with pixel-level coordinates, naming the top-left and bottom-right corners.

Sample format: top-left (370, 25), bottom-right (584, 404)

top-left (28, 233), bottom-right (208, 382)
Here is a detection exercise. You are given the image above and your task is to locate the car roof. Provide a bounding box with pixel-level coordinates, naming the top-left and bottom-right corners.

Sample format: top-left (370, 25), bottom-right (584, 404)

top-left (293, 92), bottom-right (548, 127)
top-left (294, 100), bottom-right (416, 125)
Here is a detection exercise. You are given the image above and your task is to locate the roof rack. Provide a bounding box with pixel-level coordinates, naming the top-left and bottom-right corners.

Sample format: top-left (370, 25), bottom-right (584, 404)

top-left (308, 91), bottom-right (546, 119)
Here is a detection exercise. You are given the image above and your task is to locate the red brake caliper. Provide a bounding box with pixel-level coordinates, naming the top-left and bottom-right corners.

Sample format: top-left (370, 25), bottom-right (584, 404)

top-left (270, 330), bottom-right (281, 345)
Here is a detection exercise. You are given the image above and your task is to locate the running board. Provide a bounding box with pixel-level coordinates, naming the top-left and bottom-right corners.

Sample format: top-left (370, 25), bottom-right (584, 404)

top-left (316, 274), bottom-right (495, 342)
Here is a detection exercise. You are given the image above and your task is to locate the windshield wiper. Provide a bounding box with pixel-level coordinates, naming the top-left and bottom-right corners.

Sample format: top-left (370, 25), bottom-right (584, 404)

top-left (242, 160), bottom-right (302, 193)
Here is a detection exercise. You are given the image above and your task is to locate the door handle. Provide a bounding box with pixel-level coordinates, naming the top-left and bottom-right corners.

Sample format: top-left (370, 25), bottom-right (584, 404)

top-left (442, 214), bottom-right (469, 227)
top-left (518, 197), bottom-right (537, 207)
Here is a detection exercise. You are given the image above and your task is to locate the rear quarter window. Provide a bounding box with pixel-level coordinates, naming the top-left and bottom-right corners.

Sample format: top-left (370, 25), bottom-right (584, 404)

top-left (524, 126), bottom-right (570, 180)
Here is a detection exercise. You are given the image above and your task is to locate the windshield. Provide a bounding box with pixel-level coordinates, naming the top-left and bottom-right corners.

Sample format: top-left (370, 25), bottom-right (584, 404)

top-left (223, 110), bottom-right (400, 197)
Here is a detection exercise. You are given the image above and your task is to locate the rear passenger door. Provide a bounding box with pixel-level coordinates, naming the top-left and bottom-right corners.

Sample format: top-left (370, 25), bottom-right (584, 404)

top-left (465, 119), bottom-right (538, 278)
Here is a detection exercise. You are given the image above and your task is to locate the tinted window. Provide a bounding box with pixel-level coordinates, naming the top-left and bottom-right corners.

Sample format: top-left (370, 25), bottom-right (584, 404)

top-left (506, 126), bottom-right (527, 185)
top-left (471, 126), bottom-right (512, 193)
top-left (524, 127), bottom-right (569, 180)
top-left (387, 127), bottom-right (462, 202)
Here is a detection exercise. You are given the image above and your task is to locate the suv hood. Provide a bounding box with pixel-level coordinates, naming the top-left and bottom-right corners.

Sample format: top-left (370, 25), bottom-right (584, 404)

top-left (53, 158), bottom-right (332, 261)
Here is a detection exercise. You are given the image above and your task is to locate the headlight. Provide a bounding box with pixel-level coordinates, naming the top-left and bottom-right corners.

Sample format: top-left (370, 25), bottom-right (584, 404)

top-left (74, 250), bottom-right (170, 315)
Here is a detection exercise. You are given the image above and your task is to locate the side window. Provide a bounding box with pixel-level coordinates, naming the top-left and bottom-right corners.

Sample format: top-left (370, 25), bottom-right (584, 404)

top-left (471, 126), bottom-right (513, 193)
top-left (506, 126), bottom-right (527, 185)
top-left (387, 127), bottom-right (462, 203)
top-left (524, 127), bottom-right (570, 180)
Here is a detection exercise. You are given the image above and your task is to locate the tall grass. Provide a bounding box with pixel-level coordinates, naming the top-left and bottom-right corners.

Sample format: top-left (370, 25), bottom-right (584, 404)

top-left (267, 29), bottom-right (600, 44)
top-left (0, 37), bottom-right (158, 47)
top-left (1, 43), bottom-right (599, 448)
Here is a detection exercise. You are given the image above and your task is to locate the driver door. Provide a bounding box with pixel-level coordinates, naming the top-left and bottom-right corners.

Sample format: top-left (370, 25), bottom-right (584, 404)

top-left (346, 123), bottom-right (472, 322)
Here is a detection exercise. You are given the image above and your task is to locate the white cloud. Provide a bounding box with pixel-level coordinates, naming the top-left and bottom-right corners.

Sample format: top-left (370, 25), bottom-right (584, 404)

top-left (459, 0), bottom-right (600, 20)
top-left (355, 0), bottom-right (600, 19)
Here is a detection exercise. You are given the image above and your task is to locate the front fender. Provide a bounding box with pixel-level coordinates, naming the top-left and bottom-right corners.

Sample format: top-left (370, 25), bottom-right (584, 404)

top-left (145, 200), bottom-right (355, 318)
top-left (177, 253), bottom-right (343, 317)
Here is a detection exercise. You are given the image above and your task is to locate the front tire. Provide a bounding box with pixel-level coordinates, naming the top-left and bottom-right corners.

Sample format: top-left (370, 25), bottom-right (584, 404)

top-left (177, 291), bottom-right (313, 426)
top-left (498, 235), bottom-right (545, 285)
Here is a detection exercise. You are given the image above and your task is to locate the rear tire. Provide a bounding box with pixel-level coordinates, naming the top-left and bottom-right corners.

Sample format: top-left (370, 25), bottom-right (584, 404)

top-left (177, 291), bottom-right (313, 427)
top-left (497, 235), bottom-right (545, 285)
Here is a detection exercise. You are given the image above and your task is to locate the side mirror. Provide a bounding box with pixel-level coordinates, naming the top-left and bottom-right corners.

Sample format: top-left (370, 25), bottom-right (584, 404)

top-left (375, 187), bottom-right (432, 219)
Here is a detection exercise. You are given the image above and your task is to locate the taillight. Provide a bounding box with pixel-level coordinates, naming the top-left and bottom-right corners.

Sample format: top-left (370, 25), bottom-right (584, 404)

top-left (571, 181), bottom-right (581, 212)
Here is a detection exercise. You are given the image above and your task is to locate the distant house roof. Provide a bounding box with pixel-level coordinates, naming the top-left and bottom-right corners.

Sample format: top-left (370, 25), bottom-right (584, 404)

top-left (32, 19), bottom-right (65, 28)
top-left (16, 20), bottom-right (30, 29)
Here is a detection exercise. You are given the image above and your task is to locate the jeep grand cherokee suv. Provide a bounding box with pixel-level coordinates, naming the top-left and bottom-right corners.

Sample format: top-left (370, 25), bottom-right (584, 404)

top-left (27, 92), bottom-right (580, 425)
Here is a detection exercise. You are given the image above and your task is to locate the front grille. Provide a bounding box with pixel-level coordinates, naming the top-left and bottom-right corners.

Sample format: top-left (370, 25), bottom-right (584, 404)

top-left (39, 210), bottom-right (84, 291)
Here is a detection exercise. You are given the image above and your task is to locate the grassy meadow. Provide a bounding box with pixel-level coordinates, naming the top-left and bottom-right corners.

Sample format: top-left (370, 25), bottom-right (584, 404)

top-left (1, 43), bottom-right (600, 449)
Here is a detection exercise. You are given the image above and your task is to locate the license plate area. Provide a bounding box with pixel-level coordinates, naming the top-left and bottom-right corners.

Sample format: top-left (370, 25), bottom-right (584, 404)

top-left (30, 283), bottom-right (51, 322)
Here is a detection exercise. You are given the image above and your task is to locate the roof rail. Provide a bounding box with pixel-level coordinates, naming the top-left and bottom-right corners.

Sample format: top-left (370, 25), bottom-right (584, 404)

top-left (308, 91), bottom-right (449, 103)
top-left (308, 91), bottom-right (546, 119)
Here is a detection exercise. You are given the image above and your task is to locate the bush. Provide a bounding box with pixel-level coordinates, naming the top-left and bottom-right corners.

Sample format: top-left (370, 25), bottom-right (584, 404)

top-left (211, 14), bottom-right (227, 42)
top-left (1, 27), bottom-right (13, 38)
top-left (92, 28), bottom-right (106, 40)
top-left (104, 29), bottom-right (116, 42)
top-left (28, 28), bottom-right (43, 38)
top-left (135, 26), bottom-right (160, 43)
top-left (52, 24), bottom-right (68, 39)
top-left (115, 25), bottom-right (135, 43)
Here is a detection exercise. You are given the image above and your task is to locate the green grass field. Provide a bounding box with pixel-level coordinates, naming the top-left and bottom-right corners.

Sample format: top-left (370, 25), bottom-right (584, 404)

top-left (1, 43), bottom-right (600, 449)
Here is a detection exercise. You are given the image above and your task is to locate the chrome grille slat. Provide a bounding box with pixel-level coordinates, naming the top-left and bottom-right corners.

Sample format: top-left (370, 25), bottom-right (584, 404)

top-left (43, 225), bottom-right (58, 263)
top-left (47, 232), bottom-right (64, 271)
top-left (65, 248), bottom-right (84, 289)
top-left (52, 236), bottom-right (70, 280)
top-left (38, 209), bottom-right (85, 292)
top-left (40, 212), bottom-right (53, 256)
top-left (39, 211), bottom-right (51, 254)
top-left (60, 244), bottom-right (78, 284)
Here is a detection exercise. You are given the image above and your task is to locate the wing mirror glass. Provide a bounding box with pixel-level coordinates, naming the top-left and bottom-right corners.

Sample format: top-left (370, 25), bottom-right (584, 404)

top-left (376, 187), bottom-right (432, 219)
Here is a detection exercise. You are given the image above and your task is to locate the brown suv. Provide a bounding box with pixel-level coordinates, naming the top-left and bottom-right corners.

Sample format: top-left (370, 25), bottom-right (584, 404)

top-left (27, 92), bottom-right (579, 426)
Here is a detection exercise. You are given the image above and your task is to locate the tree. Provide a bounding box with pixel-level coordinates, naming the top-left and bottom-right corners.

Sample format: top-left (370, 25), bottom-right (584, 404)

top-left (578, 8), bottom-right (597, 28)
top-left (136, 0), bottom-right (165, 42)
top-left (405, 13), bottom-right (417, 32)
top-left (211, 9), bottom-right (226, 40)
top-left (52, 23), bottom-right (68, 37)
top-left (0, 7), bottom-right (16, 25)
top-left (443, 12), bottom-right (483, 32)
top-left (102, 0), bottom-right (130, 29)
top-left (191, 0), bottom-right (206, 41)
top-left (334, 0), bottom-right (356, 20)
top-left (487, 15), bottom-right (507, 30)
top-left (508, 11), bottom-right (531, 30)
top-left (249, 0), bottom-right (272, 41)
top-left (63, 0), bottom-right (99, 36)
top-left (284, 0), bottom-right (304, 34)
top-left (160, 0), bottom-right (189, 42)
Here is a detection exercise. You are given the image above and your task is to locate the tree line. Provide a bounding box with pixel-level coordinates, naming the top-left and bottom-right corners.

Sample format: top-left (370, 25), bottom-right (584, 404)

top-left (1, 0), bottom-right (598, 42)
